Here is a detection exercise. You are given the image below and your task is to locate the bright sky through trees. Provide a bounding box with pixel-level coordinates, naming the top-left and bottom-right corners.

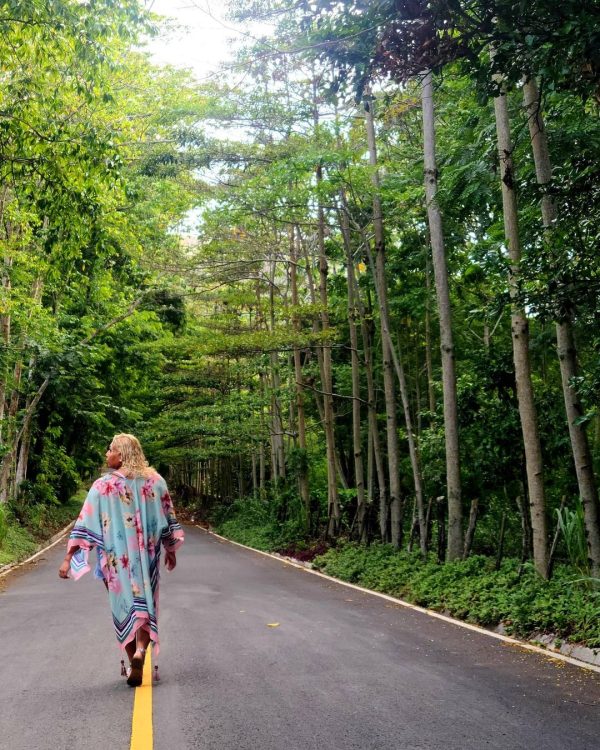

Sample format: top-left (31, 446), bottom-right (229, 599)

top-left (146, 0), bottom-right (271, 82)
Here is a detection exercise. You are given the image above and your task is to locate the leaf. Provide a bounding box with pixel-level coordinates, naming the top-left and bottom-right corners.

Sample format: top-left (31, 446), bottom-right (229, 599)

top-left (267, 622), bottom-right (280, 628)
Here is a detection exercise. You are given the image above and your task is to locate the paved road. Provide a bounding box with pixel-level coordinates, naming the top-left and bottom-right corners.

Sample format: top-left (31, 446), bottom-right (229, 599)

top-left (1, 526), bottom-right (599, 750)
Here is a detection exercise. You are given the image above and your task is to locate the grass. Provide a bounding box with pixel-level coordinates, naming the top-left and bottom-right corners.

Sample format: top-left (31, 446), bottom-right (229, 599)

top-left (0, 491), bottom-right (85, 568)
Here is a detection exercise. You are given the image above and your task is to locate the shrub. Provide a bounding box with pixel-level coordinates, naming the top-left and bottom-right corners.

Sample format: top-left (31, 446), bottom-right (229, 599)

top-left (313, 543), bottom-right (600, 648)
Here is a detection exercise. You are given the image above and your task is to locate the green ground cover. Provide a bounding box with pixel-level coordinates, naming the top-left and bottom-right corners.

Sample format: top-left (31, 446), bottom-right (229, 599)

top-left (0, 491), bottom-right (85, 568)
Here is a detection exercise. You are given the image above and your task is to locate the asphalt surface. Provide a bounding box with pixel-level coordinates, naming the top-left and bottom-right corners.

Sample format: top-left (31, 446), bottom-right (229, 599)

top-left (0, 525), bottom-right (599, 750)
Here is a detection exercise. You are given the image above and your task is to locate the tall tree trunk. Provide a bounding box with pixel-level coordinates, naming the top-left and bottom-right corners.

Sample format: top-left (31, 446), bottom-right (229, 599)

top-left (251, 451), bottom-right (258, 499)
top-left (494, 82), bottom-right (549, 577)
top-left (340, 205), bottom-right (367, 541)
top-left (421, 70), bottom-right (463, 560)
top-left (523, 77), bottom-right (600, 576)
top-left (268, 256), bottom-right (286, 482)
top-left (299, 202), bottom-right (340, 535)
top-left (364, 94), bottom-right (404, 547)
top-left (424, 252), bottom-right (436, 415)
top-left (0, 256), bottom-right (12, 447)
top-left (356, 268), bottom-right (388, 542)
top-left (315, 189), bottom-right (340, 535)
top-left (290, 226), bottom-right (311, 531)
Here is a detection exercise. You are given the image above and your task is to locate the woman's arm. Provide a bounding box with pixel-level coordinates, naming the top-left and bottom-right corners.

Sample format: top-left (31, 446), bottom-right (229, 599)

top-left (58, 545), bottom-right (80, 579)
top-left (165, 549), bottom-right (177, 571)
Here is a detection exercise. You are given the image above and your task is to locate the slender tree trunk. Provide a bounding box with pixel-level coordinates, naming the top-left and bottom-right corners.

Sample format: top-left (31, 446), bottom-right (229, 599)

top-left (299, 210), bottom-right (340, 535)
top-left (316, 171), bottom-right (340, 536)
top-left (340, 206), bottom-right (367, 541)
top-left (364, 94), bottom-right (404, 547)
top-left (462, 498), bottom-right (479, 559)
top-left (421, 70), bottom-right (463, 560)
top-left (290, 226), bottom-right (311, 531)
top-left (494, 82), bottom-right (549, 577)
top-left (251, 451), bottom-right (258, 499)
top-left (258, 371), bottom-right (268, 491)
top-left (0, 257), bottom-right (12, 447)
top-left (268, 256), bottom-right (286, 482)
top-left (424, 253), bottom-right (436, 415)
top-left (523, 77), bottom-right (600, 577)
top-left (353, 265), bottom-right (388, 541)
top-left (361, 293), bottom-right (388, 541)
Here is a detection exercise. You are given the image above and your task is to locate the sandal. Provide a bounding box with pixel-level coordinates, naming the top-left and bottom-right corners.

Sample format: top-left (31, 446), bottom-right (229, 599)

top-left (126, 647), bottom-right (146, 687)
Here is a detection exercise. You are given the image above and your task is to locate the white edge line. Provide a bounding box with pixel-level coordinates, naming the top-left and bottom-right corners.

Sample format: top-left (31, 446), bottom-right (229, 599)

top-left (0, 521), bottom-right (74, 579)
top-left (197, 525), bottom-right (600, 675)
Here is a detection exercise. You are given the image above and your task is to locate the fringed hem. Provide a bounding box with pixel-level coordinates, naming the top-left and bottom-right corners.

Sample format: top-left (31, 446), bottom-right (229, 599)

top-left (120, 614), bottom-right (160, 656)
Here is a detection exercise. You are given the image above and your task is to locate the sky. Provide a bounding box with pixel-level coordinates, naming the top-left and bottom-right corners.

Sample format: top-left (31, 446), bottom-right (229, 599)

top-left (142, 2), bottom-right (276, 235)
top-left (145, 0), bottom-right (268, 83)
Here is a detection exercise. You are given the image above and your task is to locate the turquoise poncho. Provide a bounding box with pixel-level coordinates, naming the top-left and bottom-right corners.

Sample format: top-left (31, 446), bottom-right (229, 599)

top-left (68, 470), bottom-right (184, 653)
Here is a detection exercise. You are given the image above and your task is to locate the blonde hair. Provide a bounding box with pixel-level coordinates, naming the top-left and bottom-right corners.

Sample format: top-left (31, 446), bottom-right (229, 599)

top-left (110, 433), bottom-right (155, 479)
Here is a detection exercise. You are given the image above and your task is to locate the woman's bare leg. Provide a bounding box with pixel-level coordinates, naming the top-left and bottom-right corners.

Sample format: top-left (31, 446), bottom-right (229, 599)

top-left (136, 627), bottom-right (151, 653)
top-left (125, 641), bottom-right (136, 663)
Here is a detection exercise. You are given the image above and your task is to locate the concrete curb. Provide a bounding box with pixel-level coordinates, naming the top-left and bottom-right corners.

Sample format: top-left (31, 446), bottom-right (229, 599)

top-left (0, 521), bottom-right (74, 579)
top-left (198, 526), bottom-right (600, 674)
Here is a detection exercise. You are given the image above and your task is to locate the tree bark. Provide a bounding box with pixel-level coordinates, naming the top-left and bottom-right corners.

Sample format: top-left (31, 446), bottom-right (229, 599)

top-left (290, 226), bottom-right (311, 531)
top-left (424, 252), bottom-right (436, 415)
top-left (494, 82), bottom-right (549, 577)
top-left (421, 70), bottom-right (463, 560)
top-left (298, 228), bottom-right (348, 493)
top-left (523, 77), bottom-right (600, 577)
top-left (268, 256), bottom-right (286, 482)
top-left (354, 264), bottom-right (388, 542)
top-left (340, 205), bottom-right (367, 541)
top-left (462, 497), bottom-right (479, 559)
top-left (364, 94), bottom-right (404, 547)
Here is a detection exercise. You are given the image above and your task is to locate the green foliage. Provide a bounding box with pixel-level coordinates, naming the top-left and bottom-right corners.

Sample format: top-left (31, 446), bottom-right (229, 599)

top-left (557, 502), bottom-right (588, 573)
top-left (8, 491), bottom-right (83, 540)
top-left (0, 505), bottom-right (8, 548)
top-left (0, 490), bottom-right (83, 567)
top-left (212, 493), bottom-right (309, 552)
top-left (0, 524), bottom-right (37, 568)
top-left (314, 543), bottom-right (600, 647)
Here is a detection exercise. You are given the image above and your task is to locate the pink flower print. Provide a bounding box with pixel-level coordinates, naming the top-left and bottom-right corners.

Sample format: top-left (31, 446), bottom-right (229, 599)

top-left (99, 479), bottom-right (116, 496)
top-left (84, 499), bottom-right (93, 514)
top-left (77, 500), bottom-right (93, 521)
top-left (120, 553), bottom-right (129, 570)
top-left (161, 492), bottom-right (173, 515)
top-left (141, 478), bottom-right (155, 501)
top-left (131, 581), bottom-right (141, 597)
top-left (147, 537), bottom-right (155, 558)
top-left (124, 513), bottom-right (135, 528)
top-left (134, 510), bottom-right (145, 551)
top-left (112, 478), bottom-right (126, 494)
top-left (106, 566), bottom-right (122, 593)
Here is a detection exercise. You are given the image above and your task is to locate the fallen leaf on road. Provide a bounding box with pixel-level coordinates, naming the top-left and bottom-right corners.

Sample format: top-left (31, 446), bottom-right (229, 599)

top-left (267, 622), bottom-right (280, 628)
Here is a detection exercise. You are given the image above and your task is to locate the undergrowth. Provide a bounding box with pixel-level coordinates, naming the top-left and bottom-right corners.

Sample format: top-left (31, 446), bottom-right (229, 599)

top-left (313, 543), bottom-right (600, 648)
top-left (0, 491), bottom-right (85, 568)
top-left (212, 497), bottom-right (309, 552)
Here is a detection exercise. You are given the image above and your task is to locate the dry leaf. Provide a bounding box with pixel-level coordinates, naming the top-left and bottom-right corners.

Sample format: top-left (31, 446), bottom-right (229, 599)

top-left (267, 622), bottom-right (280, 628)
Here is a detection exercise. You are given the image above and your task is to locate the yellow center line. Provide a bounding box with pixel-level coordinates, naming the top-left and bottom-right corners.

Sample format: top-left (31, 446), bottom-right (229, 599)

top-left (130, 650), bottom-right (153, 750)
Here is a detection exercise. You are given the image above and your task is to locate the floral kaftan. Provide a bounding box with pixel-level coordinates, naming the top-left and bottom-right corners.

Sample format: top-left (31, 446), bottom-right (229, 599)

top-left (68, 470), bottom-right (184, 653)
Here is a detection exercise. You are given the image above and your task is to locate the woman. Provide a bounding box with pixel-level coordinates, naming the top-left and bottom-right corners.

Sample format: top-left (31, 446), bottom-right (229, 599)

top-left (59, 434), bottom-right (184, 686)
